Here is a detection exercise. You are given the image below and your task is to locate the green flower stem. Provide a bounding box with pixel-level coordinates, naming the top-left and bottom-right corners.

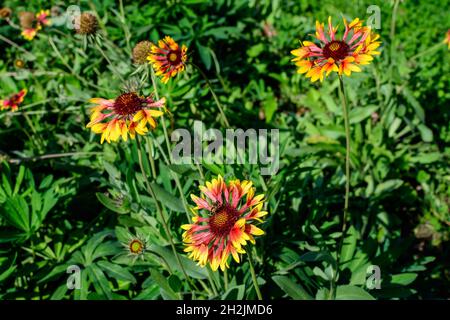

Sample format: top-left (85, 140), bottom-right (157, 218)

top-left (338, 76), bottom-right (350, 237)
top-left (150, 66), bottom-right (173, 161)
top-left (94, 40), bottom-right (125, 82)
top-left (146, 138), bottom-right (157, 178)
top-left (136, 136), bottom-right (196, 293)
top-left (119, 0), bottom-right (132, 53)
top-left (331, 75), bottom-right (351, 299)
top-left (148, 67), bottom-right (192, 222)
top-left (206, 267), bottom-right (219, 297)
top-left (410, 42), bottom-right (445, 61)
top-left (46, 36), bottom-right (113, 92)
top-left (190, 62), bottom-right (230, 128)
top-left (0, 34), bottom-right (36, 58)
top-left (247, 249), bottom-right (263, 300)
top-left (223, 268), bottom-right (229, 291)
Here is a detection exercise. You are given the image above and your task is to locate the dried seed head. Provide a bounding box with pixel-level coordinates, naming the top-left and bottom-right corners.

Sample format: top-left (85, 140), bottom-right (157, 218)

top-left (75, 13), bottom-right (98, 35)
top-left (132, 40), bottom-right (152, 64)
top-left (0, 7), bottom-right (12, 19)
top-left (19, 11), bottom-right (35, 29)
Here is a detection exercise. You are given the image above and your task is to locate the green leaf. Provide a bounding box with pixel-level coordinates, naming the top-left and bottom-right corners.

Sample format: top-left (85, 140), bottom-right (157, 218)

top-left (374, 179), bottom-right (403, 196)
top-left (247, 43), bottom-right (264, 58)
top-left (272, 275), bottom-right (312, 300)
top-left (150, 183), bottom-right (184, 213)
top-left (196, 42), bottom-right (212, 70)
top-left (0, 195), bottom-right (30, 232)
top-left (151, 269), bottom-right (179, 300)
top-left (222, 285), bottom-right (245, 300)
top-left (149, 244), bottom-right (208, 280)
top-left (349, 105), bottom-right (378, 124)
top-left (263, 94), bottom-right (278, 123)
top-left (335, 285), bottom-right (375, 300)
top-left (340, 225), bottom-right (358, 265)
top-left (96, 192), bottom-right (129, 214)
top-left (168, 274), bottom-right (182, 292)
top-left (13, 166), bottom-right (25, 195)
top-left (97, 260), bottom-right (136, 284)
top-left (50, 284), bottom-right (68, 300)
top-left (417, 124), bottom-right (433, 142)
top-left (87, 265), bottom-right (113, 300)
top-left (389, 273), bottom-right (418, 286)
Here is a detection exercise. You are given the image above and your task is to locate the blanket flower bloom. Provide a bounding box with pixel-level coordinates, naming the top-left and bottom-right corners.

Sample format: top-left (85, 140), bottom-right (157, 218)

top-left (1, 89), bottom-right (27, 111)
top-left (182, 176), bottom-right (267, 271)
top-left (36, 10), bottom-right (51, 26)
top-left (121, 233), bottom-right (148, 261)
top-left (148, 36), bottom-right (187, 84)
top-left (19, 10), bottom-right (51, 41)
top-left (291, 17), bottom-right (381, 82)
top-left (86, 92), bottom-right (165, 144)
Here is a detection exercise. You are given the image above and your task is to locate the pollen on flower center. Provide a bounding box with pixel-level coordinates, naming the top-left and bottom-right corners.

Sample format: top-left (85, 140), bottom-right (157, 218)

top-left (323, 40), bottom-right (350, 61)
top-left (113, 92), bottom-right (143, 116)
top-left (209, 205), bottom-right (238, 236)
top-left (167, 50), bottom-right (181, 65)
top-left (129, 239), bottom-right (144, 254)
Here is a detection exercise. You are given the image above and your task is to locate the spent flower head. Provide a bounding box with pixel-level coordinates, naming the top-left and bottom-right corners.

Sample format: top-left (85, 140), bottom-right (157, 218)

top-left (132, 40), bottom-right (152, 65)
top-left (0, 7), bottom-right (12, 19)
top-left (75, 12), bottom-right (98, 35)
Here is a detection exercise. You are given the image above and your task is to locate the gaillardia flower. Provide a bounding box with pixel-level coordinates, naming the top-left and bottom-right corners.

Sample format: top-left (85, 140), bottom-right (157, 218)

top-left (19, 10), bottom-right (51, 41)
top-left (121, 233), bottom-right (148, 261)
top-left (148, 36), bottom-right (187, 84)
top-left (86, 92), bottom-right (165, 144)
top-left (19, 11), bottom-right (39, 40)
top-left (36, 10), bottom-right (51, 26)
top-left (1, 89), bottom-right (27, 111)
top-left (182, 176), bottom-right (267, 271)
top-left (291, 17), bottom-right (381, 82)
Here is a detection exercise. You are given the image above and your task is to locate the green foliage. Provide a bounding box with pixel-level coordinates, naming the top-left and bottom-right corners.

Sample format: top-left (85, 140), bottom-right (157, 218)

top-left (0, 0), bottom-right (449, 300)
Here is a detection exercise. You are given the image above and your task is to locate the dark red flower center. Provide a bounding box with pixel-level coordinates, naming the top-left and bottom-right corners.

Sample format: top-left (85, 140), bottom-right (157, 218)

top-left (209, 204), bottom-right (239, 236)
top-left (323, 40), bottom-right (350, 61)
top-left (114, 92), bottom-right (143, 116)
top-left (167, 49), bottom-right (182, 66)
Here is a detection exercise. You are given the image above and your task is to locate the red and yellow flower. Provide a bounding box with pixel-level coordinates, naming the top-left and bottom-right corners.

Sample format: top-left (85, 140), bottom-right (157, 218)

top-left (182, 176), bottom-right (267, 271)
top-left (86, 92), bottom-right (165, 144)
top-left (36, 9), bottom-right (51, 26)
top-left (148, 36), bottom-right (188, 84)
top-left (20, 9), bottom-right (51, 41)
top-left (291, 17), bottom-right (381, 82)
top-left (1, 89), bottom-right (27, 111)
